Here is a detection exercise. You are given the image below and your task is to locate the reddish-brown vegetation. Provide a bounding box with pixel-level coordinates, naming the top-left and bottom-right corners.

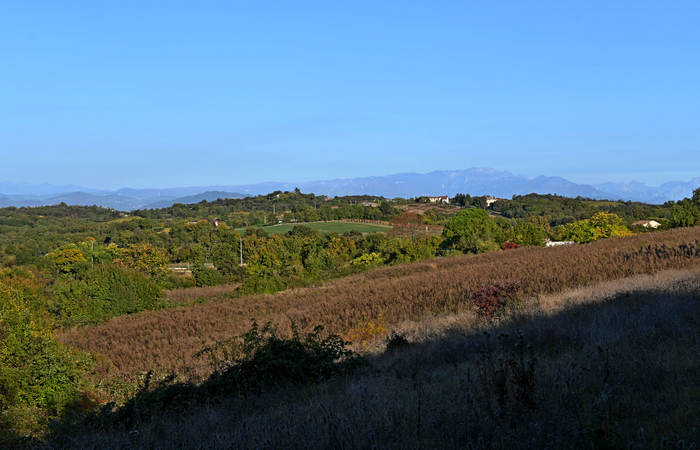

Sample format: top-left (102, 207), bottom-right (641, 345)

top-left (52, 269), bottom-right (700, 449)
top-left (388, 210), bottom-right (444, 237)
top-left (471, 282), bottom-right (520, 317)
top-left (501, 241), bottom-right (521, 250)
top-left (163, 283), bottom-right (241, 305)
top-left (389, 211), bottom-right (425, 224)
top-left (394, 202), bottom-right (458, 218)
top-left (59, 227), bottom-right (700, 380)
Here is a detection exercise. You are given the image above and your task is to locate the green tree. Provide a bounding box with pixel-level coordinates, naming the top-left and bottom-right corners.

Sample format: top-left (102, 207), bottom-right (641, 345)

top-left (452, 193), bottom-right (471, 207)
top-left (212, 242), bottom-right (242, 277)
top-left (350, 252), bottom-right (384, 267)
top-left (509, 220), bottom-right (548, 246)
top-left (44, 247), bottom-right (87, 275)
top-left (51, 265), bottom-right (162, 325)
top-left (116, 243), bottom-right (169, 280)
top-left (671, 202), bottom-right (698, 227)
top-left (191, 263), bottom-right (223, 287)
top-left (442, 208), bottom-right (501, 253)
top-left (589, 212), bottom-right (632, 238)
top-left (558, 212), bottom-right (631, 243)
top-left (77, 239), bottom-right (119, 266)
top-left (379, 201), bottom-right (393, 215)
top-left (0, 273), bottom-right (88, 436)
top-left (558, 220), bottom-right (597, 243)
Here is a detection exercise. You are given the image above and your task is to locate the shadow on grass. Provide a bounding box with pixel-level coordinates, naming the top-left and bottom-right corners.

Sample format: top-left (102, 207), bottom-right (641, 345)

top-left (45, 283), bottom-right (699, 449)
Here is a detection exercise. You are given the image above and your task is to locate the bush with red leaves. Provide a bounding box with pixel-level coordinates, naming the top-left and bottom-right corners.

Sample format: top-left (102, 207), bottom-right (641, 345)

top-left (501, 241), bottom-right (521, 250)
top-left (471, 282), bottom-right (521, 318)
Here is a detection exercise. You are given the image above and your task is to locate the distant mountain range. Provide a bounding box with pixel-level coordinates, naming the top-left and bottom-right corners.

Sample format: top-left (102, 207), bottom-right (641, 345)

top-left (143, 191), bottom-right (247, 209)
top-left (1, 168), bottom-right (698, 210)
top-left (0, 189), bottom-right (247, 211)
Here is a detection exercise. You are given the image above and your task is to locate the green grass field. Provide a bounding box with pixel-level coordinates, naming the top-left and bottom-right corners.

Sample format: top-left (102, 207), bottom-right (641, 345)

top-left (238, 221), bottom-right (392, 235)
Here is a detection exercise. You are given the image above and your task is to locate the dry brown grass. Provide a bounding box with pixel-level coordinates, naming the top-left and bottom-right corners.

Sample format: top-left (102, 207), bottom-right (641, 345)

top-left (395, 203), bottom-right (458, 216)
top-left (371, 267), bottom-right (700, 352)
top-left (163, 283), bottom-right (241, 305)
top-left (50, 266), bottom-right (700, 449)
top-left (59, 226), bottom-right (700, 380)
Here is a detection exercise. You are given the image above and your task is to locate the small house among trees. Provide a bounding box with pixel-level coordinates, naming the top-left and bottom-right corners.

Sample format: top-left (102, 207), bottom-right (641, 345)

top-left (632, 220), bottom-right (661, 229)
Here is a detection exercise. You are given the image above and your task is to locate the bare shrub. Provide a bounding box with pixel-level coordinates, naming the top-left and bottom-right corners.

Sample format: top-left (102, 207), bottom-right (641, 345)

top-left (344, 316), bottom-right (388, 351)
top-left (384, 332), bottom-right (410, 353)
top-left (471, 282), bottom-right (521, 318)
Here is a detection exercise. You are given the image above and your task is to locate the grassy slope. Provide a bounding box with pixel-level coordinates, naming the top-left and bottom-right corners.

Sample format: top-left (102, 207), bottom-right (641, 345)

top-left (50, 268), bottom-right (700, 449)
top-left (60, 227), bottom-right (700, 381)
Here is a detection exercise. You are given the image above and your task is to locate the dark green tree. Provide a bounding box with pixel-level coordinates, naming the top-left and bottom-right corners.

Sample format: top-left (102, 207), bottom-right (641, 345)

top-left (442, 208), bottom-right (501, 253)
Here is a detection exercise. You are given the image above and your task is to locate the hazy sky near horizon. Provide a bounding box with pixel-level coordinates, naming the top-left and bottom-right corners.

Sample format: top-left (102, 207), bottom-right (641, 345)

top-left (1, 1), bottom-right (699, 189)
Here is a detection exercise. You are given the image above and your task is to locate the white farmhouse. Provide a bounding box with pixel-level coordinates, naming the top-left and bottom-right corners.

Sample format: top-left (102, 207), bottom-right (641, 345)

top-left (485, 196), bottom-right (501, 207)
top-left (425, 195), bottom-right (450, 204)
top-left (632, 220), bottom-right (661, 229)
top-left (545, 240), bottom-right (575, 247)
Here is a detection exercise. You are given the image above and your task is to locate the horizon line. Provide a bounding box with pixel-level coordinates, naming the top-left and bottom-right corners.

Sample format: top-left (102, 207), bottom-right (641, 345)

top-left (2, 167), bottom-right (699, 192)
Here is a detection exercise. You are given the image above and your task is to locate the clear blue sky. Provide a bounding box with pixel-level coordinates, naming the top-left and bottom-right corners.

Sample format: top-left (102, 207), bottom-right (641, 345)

top-left (1, 1), bottom-right (698, 189)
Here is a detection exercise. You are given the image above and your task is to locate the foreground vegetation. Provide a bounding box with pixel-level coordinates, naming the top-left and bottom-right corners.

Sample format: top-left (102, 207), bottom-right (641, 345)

top-left (2, 226), bottom-right (699, 446)
top-left (47, 268), bottom-right (700, 448)
top-left (59, 226), bottom-right (700, 382)
top-left (1, 188), bottom-right (699, 444)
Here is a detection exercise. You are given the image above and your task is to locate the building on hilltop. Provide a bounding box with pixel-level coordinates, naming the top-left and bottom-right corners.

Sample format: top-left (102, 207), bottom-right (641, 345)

top-left (420, 195), bottom-right (450, 204)
top-left (485, 196), bottom-right (501, 207)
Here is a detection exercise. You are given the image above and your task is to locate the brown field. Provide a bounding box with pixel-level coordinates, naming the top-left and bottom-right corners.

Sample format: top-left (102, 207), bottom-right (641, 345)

top-left (59, 227), bottom-right (700, 381)
top-left (53, 264), bottom-right (700, 449)
top-left (395, 203), bottom-right (458, 215)
top-left (163, 283), bottom-right (241, 306)
top-left (372, 267), bottom-right (700, 351)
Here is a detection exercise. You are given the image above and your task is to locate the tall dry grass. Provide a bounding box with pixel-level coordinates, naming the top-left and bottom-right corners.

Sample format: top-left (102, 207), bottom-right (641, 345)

top-left (59, 227), bottom-right (700, 380)
top-left (163, 283), bottom-right (241, 306)
top-left (50, 266), bottom-right (700, 449)
top-left (376, 267), bottom-right (700, 351)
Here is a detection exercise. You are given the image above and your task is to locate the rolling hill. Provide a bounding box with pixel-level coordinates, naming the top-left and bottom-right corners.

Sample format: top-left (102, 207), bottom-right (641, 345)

top-left (1, 168), bottom-right (698, 210)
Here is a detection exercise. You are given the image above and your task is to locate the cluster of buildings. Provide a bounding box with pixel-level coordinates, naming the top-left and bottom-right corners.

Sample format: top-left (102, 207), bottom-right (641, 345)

top-left (418, 195), bottom-right (501, 206)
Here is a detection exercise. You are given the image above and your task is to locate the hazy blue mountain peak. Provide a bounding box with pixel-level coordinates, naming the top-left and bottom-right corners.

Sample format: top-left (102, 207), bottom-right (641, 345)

top-left (1, 168), bottom-right (697, 210)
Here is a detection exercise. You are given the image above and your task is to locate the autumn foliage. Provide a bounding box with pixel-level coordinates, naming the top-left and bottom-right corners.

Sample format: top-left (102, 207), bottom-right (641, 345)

top-left (501, 241), bottom-right (520, 250)
top-left (471, 282), bottom-right (521, 318)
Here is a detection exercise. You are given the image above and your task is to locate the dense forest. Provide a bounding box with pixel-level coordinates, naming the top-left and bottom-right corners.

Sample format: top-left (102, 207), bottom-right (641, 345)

top-left (489, 193), bottom-right (674, 225)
